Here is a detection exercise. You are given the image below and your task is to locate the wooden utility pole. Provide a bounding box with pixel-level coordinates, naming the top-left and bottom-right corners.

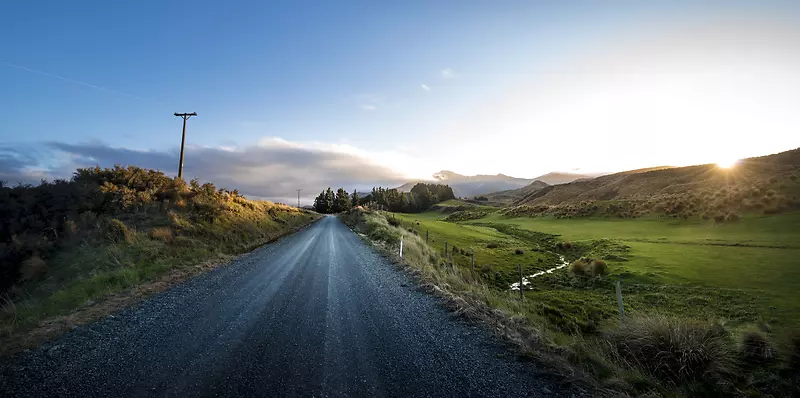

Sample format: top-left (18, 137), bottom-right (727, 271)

top-left (174, 112), bottom-right (197, 179)
top-left (296, 189), bottom-right (302, 208)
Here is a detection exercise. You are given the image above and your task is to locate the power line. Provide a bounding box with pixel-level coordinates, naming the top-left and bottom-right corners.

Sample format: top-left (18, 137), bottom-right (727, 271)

top-left (174, 112), bottom-right (197, 179)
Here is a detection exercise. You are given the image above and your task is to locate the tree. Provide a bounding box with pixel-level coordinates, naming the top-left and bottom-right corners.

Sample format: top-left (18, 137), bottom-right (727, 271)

top-left (351, 189), bottom-right (359, 208)
top-left (334, 188), bottom-right (351, 213)
top-left (313, 190), bottom-right (329, 213)
top-left (324, 188), bottom-right (335, 212)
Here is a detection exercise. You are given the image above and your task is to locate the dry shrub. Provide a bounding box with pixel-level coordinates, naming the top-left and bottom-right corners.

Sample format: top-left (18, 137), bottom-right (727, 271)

top-left (149, 227), bottom-right (173, 242)
top-left (569, 258), bottom-right (607, 277)
top-left (740, 330), bottom-right (776, 364)
top-left (606, 316), bottom-right (735, 386)
top-left (569, 259), bottom-right (587, 275)
top-left (20, 254), bottom-right (48, 281)
top-left (103, 218), bottom-right (132, 243)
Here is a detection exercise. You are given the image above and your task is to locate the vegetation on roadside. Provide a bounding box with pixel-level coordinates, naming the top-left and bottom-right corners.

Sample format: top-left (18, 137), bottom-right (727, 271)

top-left (0, 165), bottom-right (319, 347)
top-left (347, 208), bottom-right (800, 396)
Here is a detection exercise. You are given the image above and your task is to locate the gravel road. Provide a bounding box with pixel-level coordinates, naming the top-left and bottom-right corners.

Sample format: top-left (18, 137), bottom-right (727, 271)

top-left (1, 216), bottom-right (571, 397)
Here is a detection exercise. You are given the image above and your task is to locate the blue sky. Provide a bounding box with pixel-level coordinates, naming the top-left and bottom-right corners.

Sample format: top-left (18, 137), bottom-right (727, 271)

top-left (2, 1), bottom-right (800, 202)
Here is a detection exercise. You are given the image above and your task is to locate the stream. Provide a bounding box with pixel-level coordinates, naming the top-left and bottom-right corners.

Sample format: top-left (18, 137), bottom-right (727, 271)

top-left (510, 254), bottom-right (569, 291)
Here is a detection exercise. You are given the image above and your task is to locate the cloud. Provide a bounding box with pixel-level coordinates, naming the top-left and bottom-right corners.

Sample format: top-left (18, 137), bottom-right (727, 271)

top-left (441, 68), bottom-right (456, 79)
top-left (420, 84), bottom-right (431, 92)
top-left (0, 140), bottom-right (412, 200)
top-left (354, 93), bottom-right (383, 111)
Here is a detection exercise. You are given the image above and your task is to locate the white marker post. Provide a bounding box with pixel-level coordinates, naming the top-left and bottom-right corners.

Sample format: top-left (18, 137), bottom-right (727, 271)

top-left (399, 237), bottom-right (403, 259)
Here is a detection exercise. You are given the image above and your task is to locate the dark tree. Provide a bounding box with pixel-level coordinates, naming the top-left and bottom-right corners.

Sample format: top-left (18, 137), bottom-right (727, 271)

top-left (334, 188), bottom-right (351, 213)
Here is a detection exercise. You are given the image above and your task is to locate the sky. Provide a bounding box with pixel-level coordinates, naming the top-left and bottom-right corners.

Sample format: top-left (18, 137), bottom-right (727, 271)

top-left (1, 1), bottom-right (799, 203)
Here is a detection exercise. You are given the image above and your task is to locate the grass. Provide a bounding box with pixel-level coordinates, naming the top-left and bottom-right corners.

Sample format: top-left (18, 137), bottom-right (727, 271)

top-left (0, 199), bottom-right (319, 354)
top-left (347, 208), bottom-right (800, 396)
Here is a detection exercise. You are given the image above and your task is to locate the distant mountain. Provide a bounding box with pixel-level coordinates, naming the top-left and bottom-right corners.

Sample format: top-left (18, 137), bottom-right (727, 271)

top-left (411, 170), bottom-right (537, 198)
top-left (395, 170), bottom-right (598, 198)
top-left (531, 172), bottom-right (595, 185)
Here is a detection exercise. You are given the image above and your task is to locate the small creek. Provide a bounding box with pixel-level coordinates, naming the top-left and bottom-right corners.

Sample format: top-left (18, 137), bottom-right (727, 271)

top-left (510, 254), bottom-right (569, 291)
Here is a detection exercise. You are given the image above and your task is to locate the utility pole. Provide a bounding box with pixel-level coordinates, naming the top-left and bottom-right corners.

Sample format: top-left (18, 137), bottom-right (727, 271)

top-left (174, 112), bottom-right (197, 179)
top-left (296, 189), bottom-right (302, 208)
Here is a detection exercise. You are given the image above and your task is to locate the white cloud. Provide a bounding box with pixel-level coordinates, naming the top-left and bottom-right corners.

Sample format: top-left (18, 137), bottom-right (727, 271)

top-left (441, 68), bottom-right (456, 79)
top-left (361, 104), bottom-right (377, 111)
top-left (420, 84), bottom-right (431, 92)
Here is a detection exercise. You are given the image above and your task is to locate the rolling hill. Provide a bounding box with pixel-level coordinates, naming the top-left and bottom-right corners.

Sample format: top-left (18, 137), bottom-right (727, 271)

top-left (482, 180), bottom-right (550, 204)
top-left (509, 148), bottom-right (800, 218)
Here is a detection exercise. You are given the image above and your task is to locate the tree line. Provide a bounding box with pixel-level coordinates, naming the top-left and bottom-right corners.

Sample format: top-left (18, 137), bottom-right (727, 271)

top-left (313, 183), bottom-right (455, 214)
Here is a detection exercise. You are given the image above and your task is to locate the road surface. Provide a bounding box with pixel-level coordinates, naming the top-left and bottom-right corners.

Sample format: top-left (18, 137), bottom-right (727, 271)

top-left (1, 216), bottom-right (569, 397)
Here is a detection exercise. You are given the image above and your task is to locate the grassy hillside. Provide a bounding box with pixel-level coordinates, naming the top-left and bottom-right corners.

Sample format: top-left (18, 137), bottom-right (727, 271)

top-left (511, 148), bottom-right (800, 219)
top-left (0, 166), bottom-right (319, 352)
top-left (483, 180), bottom-right (549, 204)
top-left (382, 208), bottom-right (800, 395)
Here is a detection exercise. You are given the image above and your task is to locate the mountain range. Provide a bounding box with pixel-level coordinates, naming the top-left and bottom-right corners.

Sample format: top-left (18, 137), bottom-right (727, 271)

top-left (396, 170), bottom-right (594, 198)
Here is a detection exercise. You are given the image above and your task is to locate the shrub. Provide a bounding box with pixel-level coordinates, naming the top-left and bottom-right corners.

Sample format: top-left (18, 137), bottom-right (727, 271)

top-left (606, 316), bottom-right (735, 386)
top-left (486, 242), bottom-right (500, 249)
top-left (740, 330), bottom-right (776, 364)
top-left (149, 227), bottom-right (173, 242)
top-left (387, 217), bottom-right (400, 227)
top-left (20, 254), bottom-right (48, 281)
top-left (556, 241), bottom-right (573, 250)
top-left (569, 259), bottom-right (587, 275)
top-left (103, 219), bottom-right (132, 243)
top-left (514, 249), bottom-right (524, 255)
top-left (725, 213), bottom-right (740, 223)
top-left (570, 258), bottom-right (607, 277)
top-left (592, 259), bottom-right (607, 276)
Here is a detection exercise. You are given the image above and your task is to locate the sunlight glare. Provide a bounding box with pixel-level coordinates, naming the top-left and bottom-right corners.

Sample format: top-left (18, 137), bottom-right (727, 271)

top-left (716, 158), bottom-right (739, 169)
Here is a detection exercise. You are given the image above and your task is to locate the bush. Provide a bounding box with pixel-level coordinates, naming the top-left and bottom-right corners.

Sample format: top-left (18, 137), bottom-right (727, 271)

top-left (387, 217), bottom-right (400, 227)
top-left (486, 242), bottom-right (500, 249)
top-left (569, 258), bottom-right (607, 277)
top-left (740, 330), bottom-right (776, 364)
top-left (20, 254), bottom-right (48, 281)
top-left (149, 227), bottom-right (173, 242)
top-left (606, 316), bottom-right (735, 386)
top-left (556, 241), bottom-right (573, 251)
top-left (514, 249), bottom-right (524, 255)
top-left (103, 219), bottom-right (132, 243)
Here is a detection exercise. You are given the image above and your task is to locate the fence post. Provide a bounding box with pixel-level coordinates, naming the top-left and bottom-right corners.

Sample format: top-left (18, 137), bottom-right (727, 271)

top-left (426, 230), bottom-right (429, 245)
top-left (518, 264), bottom-right (524, 301)
top-left (444, 241), bottom-right (448, 256)
top-left (471, 253), bottom-right (475, 273)
top-left (616, 280), bottom-right (625, 322)
top-left (399, 237), bottom-right (403, 259)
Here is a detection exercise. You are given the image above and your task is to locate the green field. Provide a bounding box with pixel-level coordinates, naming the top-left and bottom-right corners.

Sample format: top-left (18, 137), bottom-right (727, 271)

top-left (392, 206), bottom-right (800, 331)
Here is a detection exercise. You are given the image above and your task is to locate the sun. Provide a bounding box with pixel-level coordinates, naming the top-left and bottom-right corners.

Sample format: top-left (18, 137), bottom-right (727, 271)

top-left (716, 158), bottom-right (739, 169)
